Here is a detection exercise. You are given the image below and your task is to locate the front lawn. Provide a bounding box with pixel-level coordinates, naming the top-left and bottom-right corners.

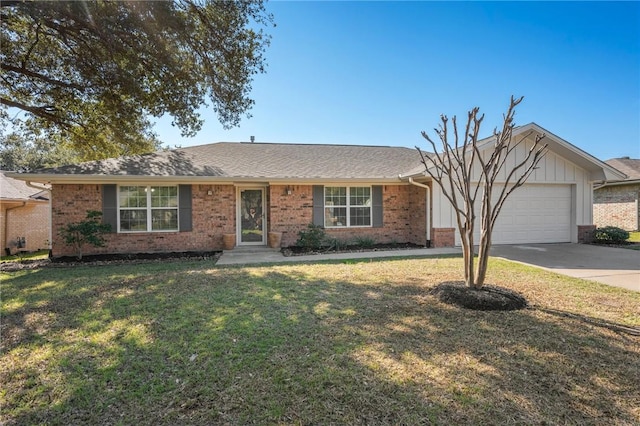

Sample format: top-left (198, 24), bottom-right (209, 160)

top-left (0, 250), bottom-right (49, 263)
top-left (2, 257), bottom-right (639, 425)
top-left (628, 231), bottom-right (640, 243)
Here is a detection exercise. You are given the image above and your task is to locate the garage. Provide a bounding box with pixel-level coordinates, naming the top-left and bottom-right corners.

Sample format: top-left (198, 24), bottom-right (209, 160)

top-left (455, 184), bottom-right (572, 245)
top-left (417, 123), bottom-right (627, 247)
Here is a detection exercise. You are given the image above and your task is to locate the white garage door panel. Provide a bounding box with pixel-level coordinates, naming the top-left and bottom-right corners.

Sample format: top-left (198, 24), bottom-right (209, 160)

top-left (455, 184), bottom-right (571, 245)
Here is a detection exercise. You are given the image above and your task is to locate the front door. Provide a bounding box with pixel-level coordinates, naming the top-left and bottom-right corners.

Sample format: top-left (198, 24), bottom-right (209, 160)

top-left (238, 188), bottom-right (265, 245)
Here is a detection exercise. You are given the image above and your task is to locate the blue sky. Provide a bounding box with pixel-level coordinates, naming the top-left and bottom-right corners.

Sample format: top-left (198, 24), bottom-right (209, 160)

top-left (155, 1), bottom-right (640, 161)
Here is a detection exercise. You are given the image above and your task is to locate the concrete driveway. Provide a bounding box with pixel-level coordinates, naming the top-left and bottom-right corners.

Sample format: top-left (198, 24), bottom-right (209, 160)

top-left (490, 243), bottom-right (640, 292)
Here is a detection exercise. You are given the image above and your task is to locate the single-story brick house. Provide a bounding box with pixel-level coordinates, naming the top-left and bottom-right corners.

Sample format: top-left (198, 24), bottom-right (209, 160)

top-left (7, 123), bottom-right (624, 258)
top-left (1, 171), bottom-right (50, 255)
top-left (593, 157), bottom-right (640, 231)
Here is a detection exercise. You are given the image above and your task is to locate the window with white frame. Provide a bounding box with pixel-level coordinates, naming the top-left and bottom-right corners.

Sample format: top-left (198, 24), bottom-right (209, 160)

top-left (324, 186), bottom-right (371, 227)
top-left (119, 186), bottom-right (178, 232)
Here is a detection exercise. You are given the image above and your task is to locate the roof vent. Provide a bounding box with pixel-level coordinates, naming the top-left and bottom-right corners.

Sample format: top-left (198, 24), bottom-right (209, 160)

top-left (621, 156), bottom-right (630, 159)
top-left (250, 136), bottom-right (255, 143)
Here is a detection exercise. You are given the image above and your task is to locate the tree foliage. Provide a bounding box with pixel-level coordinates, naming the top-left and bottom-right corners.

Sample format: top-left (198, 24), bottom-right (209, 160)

top-left (0, 128), bottom-right (78, 171)
top-left (59, 210), bottom-right (111, 260)
top-left (417, 96), bottom-right (548, 288)
top-left (1, 0), bottom-right (272, 160)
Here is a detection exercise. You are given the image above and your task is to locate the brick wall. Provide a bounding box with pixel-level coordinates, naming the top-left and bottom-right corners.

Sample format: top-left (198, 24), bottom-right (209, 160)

top-left (431, 228), bottom-right (455, 248)
top-left (577, 225), bottom-right (596, 244)
top-left (269, 184), bottom-right (428, 247)
top-left (593, 184), bottom-right (640, 231)
top-left (408, 185), bottom-right (427, 245)
top-left (1, 201), bottom-right (50, 254)
top-left (51, 183), bottom-right (430, 257)
top-left (51, 184), bottom-right (236, 257)
top-left (268, 185), bottom-right (314, 247)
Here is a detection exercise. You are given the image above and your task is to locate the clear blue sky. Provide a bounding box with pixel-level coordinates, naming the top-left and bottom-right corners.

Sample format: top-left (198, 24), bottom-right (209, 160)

top-left (155, 1), bottom-right (640, 161)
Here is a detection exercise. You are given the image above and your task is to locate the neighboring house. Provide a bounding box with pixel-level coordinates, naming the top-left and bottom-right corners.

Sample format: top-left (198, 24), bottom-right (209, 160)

top-left (0, 171), bottom-right (50, 255)
top-left (7, 123), bottom-right (624, 258)
top-left (593, 157), bottom-right (640, 231)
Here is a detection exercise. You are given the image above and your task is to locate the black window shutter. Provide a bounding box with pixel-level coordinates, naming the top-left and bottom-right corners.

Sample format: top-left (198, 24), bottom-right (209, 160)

top-left (178, 185), bottom-right (192, 232)
top-left (102, 184), bottom-right (117, 232)
top-left (372, 185), bottom-right (383, 228)
top-left (312, 185), bottom-right (324, 227)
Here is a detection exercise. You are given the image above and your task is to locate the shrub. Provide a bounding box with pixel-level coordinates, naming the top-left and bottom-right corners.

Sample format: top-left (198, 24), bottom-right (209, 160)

top-left (326, 237), bottom-right (349, 251)
top-left (593, 226), bottom-right (630, 244)
top-left (296, 224), bottom-right (327, 250)
top-left (59, 210), bottom-right (111, 259)
top-left (353, 236), bottom-right (376, 248)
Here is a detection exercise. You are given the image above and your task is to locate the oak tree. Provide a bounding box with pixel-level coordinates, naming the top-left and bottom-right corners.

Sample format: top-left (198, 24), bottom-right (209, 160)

top-left (1, 0), bottom-right (272, 160)
top-left (0, 128), bottom-right (78, 171)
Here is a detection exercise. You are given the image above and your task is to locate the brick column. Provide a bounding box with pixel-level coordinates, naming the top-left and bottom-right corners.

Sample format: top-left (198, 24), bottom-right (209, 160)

top-left (577, 225), bottom-right (596, 243)
top-left (431, 228), bottom-right (455, 248)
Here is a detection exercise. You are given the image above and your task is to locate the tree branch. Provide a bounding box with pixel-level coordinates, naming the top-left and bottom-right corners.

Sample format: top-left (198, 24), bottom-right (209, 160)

top-left (1, 63), bottom-right (84, 91)
top-left (0, 97), bottom-right (68, 126)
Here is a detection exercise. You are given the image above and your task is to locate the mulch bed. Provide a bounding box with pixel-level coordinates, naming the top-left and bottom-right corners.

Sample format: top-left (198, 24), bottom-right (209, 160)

top-left (281, 242), bottom-right (424, 257)
top-left (429, 281), bottom-right (528, 311)
top-left (589, 242), bottom-right (640, 249)
top-left (0, 251), bottom-right (222, 272)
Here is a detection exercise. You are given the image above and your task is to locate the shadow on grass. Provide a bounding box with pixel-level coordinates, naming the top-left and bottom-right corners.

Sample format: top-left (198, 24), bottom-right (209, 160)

top-left (1, 260), bottom-right (639, 425)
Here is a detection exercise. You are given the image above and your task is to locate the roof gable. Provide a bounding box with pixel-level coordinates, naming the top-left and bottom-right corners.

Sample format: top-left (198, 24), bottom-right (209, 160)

top-left (400, 123), bottom-right (626, 182)
top-left (475, 123), bottom-right (625, 181)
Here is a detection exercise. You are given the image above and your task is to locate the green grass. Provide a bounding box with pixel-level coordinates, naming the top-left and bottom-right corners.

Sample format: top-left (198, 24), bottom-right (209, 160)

top-left (0, 249), bottom-right (49, 263)
top-left (628, 231), bottom-right (640, 243)
top-left (2, 257), bottom-right (639, 425)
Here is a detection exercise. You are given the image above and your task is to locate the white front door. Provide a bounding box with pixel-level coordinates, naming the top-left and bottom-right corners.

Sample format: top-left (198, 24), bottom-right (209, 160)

top-left (237, 188), bottom-right (266, 245)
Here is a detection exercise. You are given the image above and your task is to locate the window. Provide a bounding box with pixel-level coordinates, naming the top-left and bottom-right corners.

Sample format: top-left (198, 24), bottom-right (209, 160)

top-left (119, 186), bottom-right (178, 232)
top-left (324, 186), bottom-right (371, 227)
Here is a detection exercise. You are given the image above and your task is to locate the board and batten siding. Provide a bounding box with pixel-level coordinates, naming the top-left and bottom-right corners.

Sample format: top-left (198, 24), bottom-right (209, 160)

top-left (431, 139), bottom-right (593, 244)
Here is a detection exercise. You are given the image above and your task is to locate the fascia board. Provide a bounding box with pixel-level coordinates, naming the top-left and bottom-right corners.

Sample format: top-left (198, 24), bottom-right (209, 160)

top-left (5, 173), bottom-right (405, 186)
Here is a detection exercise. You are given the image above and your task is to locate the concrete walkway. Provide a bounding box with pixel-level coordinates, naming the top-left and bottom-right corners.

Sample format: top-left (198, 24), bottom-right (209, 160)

top-left (216, 246), bottom-right (462, 266)
top-left (490, 243), bottom-right (640, 292)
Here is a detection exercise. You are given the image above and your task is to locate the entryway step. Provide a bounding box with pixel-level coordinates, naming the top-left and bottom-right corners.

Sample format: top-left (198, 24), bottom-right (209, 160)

top-left (217, 245), bottom-right (284, 265)
top-left (224, 246), bottom-right (280, 254)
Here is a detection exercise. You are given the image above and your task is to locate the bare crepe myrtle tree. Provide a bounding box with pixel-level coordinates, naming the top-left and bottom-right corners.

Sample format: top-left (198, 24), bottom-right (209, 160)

top-left (417, 96), bottom-right (548, 288)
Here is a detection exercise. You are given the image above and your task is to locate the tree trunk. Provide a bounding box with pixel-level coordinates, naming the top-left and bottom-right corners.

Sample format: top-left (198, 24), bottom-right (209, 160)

top-left (462, 227), bottom-right (475, 287)
top-left (475, 193), bottom-right (493, 288)
top-left (476, 230), bottom-right (491, 288)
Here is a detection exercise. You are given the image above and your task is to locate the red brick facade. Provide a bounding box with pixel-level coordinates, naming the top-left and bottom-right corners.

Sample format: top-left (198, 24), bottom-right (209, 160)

top-left (268, 184), bottom-right (428, 247)
top-left (593, 184), bottom-right (640, 231)
top-left (51, 184), bottom-right (237, 257)
top-left (577, 225), bottom-right (596, 244)
top-left (50, 183), bottom-right (432, 257)
top-left (268, 185), bottom-right (314, 247)
top-left (431, 228), bottom-right (455, 248)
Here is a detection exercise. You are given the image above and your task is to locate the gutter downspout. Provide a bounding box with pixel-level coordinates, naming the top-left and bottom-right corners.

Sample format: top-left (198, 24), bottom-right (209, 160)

top-left (26, 181), bottom-right (49, 192)
top-left (408, 177), bottom-right (431, 246)
top-left (27, 181), bottom-right (53, 252)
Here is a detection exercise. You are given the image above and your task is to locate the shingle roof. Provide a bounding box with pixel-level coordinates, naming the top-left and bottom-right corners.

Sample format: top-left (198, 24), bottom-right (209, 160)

top-left (32, 142), bottom-right (424, 180)
top-left (0, 171), bottom-right (49, 200)
top-left (604, 158), bottom-right (640, 180)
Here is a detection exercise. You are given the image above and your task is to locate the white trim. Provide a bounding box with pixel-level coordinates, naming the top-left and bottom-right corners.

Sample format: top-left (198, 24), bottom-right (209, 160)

top-left (117, 185), bottom-right (179, 233)
top-left (323, 186), bottom-right (373, 228)
top-left (236, 187), bottom-right (266, 246)
top-left (5, 174), bottom-right (408, 186)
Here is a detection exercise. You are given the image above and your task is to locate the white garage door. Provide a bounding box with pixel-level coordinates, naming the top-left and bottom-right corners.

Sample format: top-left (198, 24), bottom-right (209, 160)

top-left (455, 184), bottom-right (572, 245)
